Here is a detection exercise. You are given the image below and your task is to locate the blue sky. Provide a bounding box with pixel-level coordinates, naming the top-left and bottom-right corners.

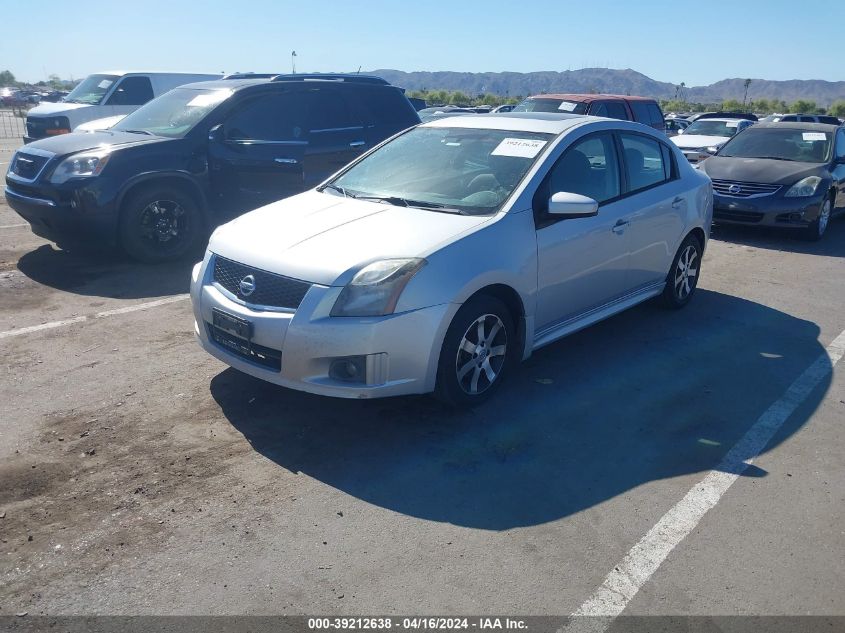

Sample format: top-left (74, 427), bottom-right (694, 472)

top-left (1, 0), bottom-right (841, 87)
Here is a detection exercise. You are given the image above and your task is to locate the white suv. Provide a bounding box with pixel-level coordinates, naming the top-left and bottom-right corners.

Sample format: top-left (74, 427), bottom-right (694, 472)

top-left (191, 113), bottom-right (712, 405)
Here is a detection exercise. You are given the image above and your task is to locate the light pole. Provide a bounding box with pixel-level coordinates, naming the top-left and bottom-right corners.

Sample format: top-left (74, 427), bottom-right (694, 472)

top-left (291, 51), bottom-right (297, 74)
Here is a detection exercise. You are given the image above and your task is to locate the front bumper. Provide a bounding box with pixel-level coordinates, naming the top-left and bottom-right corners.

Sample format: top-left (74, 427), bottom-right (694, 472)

top-left (4, 180), bottom-right (119, 246)
top-left (713, 192), bottom-right (826, 228)
top-left (681, 149), bottom-right (714, 164)
top-left (191, 257), bottom-right (455, 399)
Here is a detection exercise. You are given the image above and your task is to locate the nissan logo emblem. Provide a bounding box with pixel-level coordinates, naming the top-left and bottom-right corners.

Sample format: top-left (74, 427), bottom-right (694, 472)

top-left (239, 274), bottom-right (256, 297)
top-left (728, 184), bottom-right (742, 195)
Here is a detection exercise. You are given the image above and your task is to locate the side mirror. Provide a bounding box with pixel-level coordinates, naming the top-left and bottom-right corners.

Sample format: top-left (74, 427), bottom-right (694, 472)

top-left (548, 192), bottom-right (598, 218)
top-left (208, 124), bottom-right (224, 143)
top-left (676, 127), bottom-right (684, 135)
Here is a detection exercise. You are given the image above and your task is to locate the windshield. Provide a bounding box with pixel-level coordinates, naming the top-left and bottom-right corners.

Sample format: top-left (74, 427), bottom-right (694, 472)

top-left (113, 87), bottom-right (232, 139)
top-left (684, 120), bottom-right (744, 137)
top-left (513, 98), bottom-right (588, 114)
top-left (327, 127), bottom-right (554, 215)
top-left (718, 128), bottom-right (832, 162)
top-left (63, 74), bottom-right (119, 105)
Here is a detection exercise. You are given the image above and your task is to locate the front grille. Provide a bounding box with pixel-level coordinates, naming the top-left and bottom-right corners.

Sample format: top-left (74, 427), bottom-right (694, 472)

top-left (26, 115), bottom-right (70, 139)
top-left (212, 255), bottom-right (311, 310)
top-left (712, 179), bottom-right (781, 198)
top-left (714, 208), bottom-right (765, 223)
top-left (206, 323), bottom-right (282, 371)
top-left (11, 152), bottom-right (49, 180)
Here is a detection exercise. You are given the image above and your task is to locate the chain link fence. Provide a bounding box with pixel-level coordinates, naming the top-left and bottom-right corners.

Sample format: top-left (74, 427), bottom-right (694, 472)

top-left (0, 107), bottom-right (26, 140)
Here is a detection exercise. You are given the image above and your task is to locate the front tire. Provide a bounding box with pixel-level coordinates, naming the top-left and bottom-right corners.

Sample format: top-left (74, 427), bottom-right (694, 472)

top-left (661, 234), bottom-right (702, 309)
top-left (119, 186), bottom-right (203, 263)
top-left (801, 196), bottom-right (831, 242)
top-left (434, 295), bottom-right (515, 407)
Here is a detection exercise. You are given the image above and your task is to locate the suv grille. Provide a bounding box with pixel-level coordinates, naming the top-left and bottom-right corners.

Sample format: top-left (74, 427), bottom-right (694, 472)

top-left (212, 255), bottom-right (311, 310)
top-left (10, 152), bottom-right (50, 181)
top-left (711, 179), bottom-right (781, 198)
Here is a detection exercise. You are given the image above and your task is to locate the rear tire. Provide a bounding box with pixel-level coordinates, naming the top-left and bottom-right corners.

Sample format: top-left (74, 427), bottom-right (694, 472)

top-left (800, 196), bottom-right (831, 242)
top-left (661, 233), bottom-right (702, 309)
top-left (434, 295), bottom-right (516, 407)
top-left (119, 185), bottom-right (203, 263)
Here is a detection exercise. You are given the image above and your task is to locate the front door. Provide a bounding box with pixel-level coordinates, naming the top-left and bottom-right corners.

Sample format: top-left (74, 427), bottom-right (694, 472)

top-left (534, 132), bottom-right (632, 332)
top-left (209, 91), bottom-right (310, 215)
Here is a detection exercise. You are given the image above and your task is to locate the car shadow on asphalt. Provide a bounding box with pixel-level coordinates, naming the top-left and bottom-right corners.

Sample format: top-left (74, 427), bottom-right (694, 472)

top-left (711, 215), bottom-right (845, 257)
top-left (16, 244), bottom-right (195, 299)
top-left (210, 289), bottom-right (831, 530)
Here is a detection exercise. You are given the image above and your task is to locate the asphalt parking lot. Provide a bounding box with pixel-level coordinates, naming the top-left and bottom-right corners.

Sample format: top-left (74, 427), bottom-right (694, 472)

top-left (1, 136), bottom-right (844, 624)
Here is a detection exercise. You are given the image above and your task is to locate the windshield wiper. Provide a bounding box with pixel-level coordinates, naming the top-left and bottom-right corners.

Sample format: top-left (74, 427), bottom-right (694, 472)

top-left (753, 156), bottom-right (797, 162)
top-left (320, 183), bottom-right (349, 197)
top-left (121, 129), bottom-right (154, 136)
top-left (352, 194), bottom-right (463, 212)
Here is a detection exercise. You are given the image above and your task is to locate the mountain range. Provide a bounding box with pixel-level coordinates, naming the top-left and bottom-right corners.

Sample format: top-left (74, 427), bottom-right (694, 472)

top-left (368, 68), bottom-right (845, 106)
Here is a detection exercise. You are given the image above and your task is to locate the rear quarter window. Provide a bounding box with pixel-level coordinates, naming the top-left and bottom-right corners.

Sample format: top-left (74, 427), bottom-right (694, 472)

top-left (629, 101), bottom-right (651, 125)
top-left (352, 86), bottom-right (419, 127)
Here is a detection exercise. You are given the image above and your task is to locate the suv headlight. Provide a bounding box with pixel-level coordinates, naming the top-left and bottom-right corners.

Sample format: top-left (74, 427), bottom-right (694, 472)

top-left (49, 149), bottom-right (112, 184)
top-left (784, 176), bottom-right (822, 198)
top-left (331, 258), bottom-right (426, 317)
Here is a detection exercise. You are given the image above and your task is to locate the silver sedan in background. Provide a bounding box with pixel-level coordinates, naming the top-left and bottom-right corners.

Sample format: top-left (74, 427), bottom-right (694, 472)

top-left (191, 113), bottom-right (712, 405)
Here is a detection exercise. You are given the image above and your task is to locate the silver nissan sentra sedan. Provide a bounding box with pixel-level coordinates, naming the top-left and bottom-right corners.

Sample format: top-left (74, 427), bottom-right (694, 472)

top-left (190, 113), bottom-right (712, 405)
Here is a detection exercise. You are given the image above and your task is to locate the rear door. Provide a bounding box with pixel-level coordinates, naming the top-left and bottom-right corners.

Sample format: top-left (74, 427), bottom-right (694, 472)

top-left (209, 91), bottom-right (310, 214)
top-left (833, 128), bottom-right (845, 214)
top-left (618, 132), bottom-right (687, 291)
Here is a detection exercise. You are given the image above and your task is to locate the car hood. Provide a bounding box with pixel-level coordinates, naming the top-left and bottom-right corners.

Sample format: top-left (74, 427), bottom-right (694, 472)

top-left (209, 190), bottom-right (494, 286)
top-left (700, 156), bottom-right (825, 185)
top-left (672, 134), bottom-right (730, 149)
top-left (20, 130), bottom-right (169, 157)
top-left (27, 101), bottom-right (93, 116)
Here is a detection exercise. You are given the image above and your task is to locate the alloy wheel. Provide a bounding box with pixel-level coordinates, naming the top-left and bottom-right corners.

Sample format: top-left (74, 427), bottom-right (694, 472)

top-left (818, 199), bottom-right (831, 237)
top-left (139, 199), bottom-right (187, 246)
top-left (674, 244), bottom-right (699, 301)
top-left (455, 313), bottom-right (508, 395)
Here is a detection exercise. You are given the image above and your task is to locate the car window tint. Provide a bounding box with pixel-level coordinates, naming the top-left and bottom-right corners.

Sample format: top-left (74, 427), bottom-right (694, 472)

top-left (604, 101), bottom-right (629, 120)
top-left (590, 102), bottom-right (608, 117)
top-left (225, 92), bottom-right (309, 141)
top-left (630, 101), bottom-right (651, 124)
top-left (620, 133), bottom-right (669, 192)
top-left (304, 89), bottom-right (360, 131)
top-left (353, 86), bottom-right (417, 126)
top-left (647, 103), bottom-right (664, 127)
top-left (545, 133), bottom-right (620, 204)
top-left (836, 129), bottom-right (845, 160)
top-left (107, 76), bottom-right (154, 106)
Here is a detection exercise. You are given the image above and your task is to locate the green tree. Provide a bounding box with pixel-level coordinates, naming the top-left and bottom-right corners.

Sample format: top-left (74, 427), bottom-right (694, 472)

top-left (829, 100), bottom-right (845, 118)
top-left (790, 100), bottom-right (816, 114)
top-left (448, 91), bottom-right (470, 106)
top-left (721, 99), bottom-right (743, 111)
top-left (0, 69), bottom-right (17, 86)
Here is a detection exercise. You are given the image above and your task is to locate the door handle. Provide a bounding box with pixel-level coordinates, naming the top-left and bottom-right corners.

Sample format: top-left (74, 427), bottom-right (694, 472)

top-left (672, 196), bottom-right (684, 209)
top-left (349, 141), bottom-right (366, 148)
top-left (612, 219), bottom-right (630, 234)
top-left (274, 157), bottom-right (298, 164)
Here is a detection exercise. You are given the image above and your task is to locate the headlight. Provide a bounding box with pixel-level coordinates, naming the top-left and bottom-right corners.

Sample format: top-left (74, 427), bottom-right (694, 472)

top-left (706, 146), bottom-right (719, 154)
top-left (784, 176), bottom-right (822, 198)
top-left (49, 149), bottom-right (112, 184)
top-left (331, 258), bottom-right (426, 317)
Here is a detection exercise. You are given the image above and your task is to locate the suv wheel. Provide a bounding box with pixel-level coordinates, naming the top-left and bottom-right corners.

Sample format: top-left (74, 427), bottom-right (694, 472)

top-left (434, 295), bottom-right (515, 406)
top-left (661, 234), bottom-right (702, 309)
top-left (119, 186), bottom-right (203, 263)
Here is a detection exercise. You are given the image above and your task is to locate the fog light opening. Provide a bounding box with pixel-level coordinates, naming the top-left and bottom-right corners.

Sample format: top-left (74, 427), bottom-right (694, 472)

top-left (329, 356), bottom-right (367, 383)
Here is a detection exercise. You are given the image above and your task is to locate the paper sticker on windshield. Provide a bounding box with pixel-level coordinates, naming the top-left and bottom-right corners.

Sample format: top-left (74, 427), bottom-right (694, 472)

top-left (97, 80), bottom-right (113, 89)
top-left (492, 138), bottom-right (547, 158)
top-left (557, 101), bottom-right (578, 112)
top-left (726, 121), bottom-right (739, 128)
top-left (802, 132), bottom-right (827, 141)
top-left (187, 93), bottom-right (226, 107)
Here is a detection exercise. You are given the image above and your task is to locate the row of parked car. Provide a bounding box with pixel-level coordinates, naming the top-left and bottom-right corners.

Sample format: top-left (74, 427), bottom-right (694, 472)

top-left (4, 70), bottom-right (845, 403)
top-left (0, 87), bottom-right (69, 107)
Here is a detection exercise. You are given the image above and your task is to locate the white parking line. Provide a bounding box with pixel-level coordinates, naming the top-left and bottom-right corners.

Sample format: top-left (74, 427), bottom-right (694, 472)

top-left (0, 294), bottom-right (190, 340)
top-left (563, 328), bottom-right (845, 633)
top-left (0, 223), bottom-right (28, 229)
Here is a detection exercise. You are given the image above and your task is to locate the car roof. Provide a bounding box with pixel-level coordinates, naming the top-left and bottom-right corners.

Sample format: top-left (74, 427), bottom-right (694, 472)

top-left (751, 121), bottom-right (841, 132)
top-left (690, 117), bottom-right (750, 123)
top-left (526, 93), bottom-right (655, 103)
top-left (96, 71), bottom-right (221, 77)
top-left (178, 74), bottom-right (398, 92)
top-left (421, 112), bottom-right (597, 134)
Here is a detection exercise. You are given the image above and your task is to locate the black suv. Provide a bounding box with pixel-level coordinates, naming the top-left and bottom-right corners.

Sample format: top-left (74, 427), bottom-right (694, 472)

top-left (5, 74), bottom-right (420, 262)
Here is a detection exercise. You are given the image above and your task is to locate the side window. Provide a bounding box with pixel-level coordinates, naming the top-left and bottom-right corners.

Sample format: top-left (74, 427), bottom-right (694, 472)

top-left (225, 92), bottom-right (309, 141)
top-left (646, 103), bottom-right (665, 128)
top-left (107, 76), bottom-right (154, 106)
top-left (836, 130), bottom-right (845, 160)
top-left (604, 101), bottom-right (629, 121)
top-left (541, 133), bottom-right (621, 210)
top-left (590, 102), bottom-right (608, 117)
top-left (304, 89), bottom-right (360, 132)
top-left (620, 133), bottom-right (671, 193)
top-left (629, 101), bottom-right (651, 124)
top-left (352, 86), bottom-right (418, 126)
